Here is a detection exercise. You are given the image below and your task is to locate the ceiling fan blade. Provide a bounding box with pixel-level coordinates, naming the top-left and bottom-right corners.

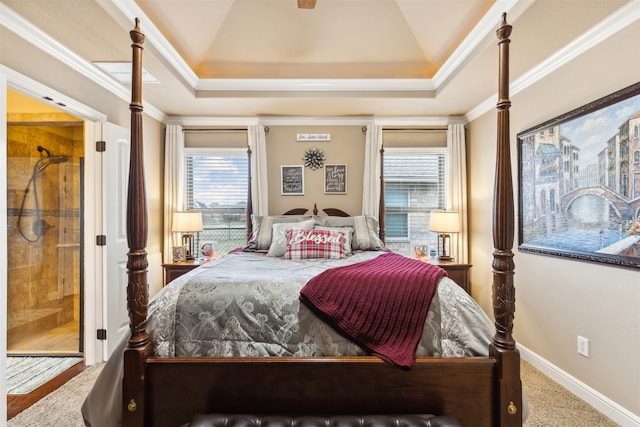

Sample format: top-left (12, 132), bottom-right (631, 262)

top-left (298, 0), bottom-right (317, 9)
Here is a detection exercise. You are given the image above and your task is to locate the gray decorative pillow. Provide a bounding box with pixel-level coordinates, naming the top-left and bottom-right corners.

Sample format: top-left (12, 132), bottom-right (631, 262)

top-left (315, 215), bottom-right (385, 251)
top-left (267, 219), bottom-right (316, 257)
top-left (314, 225), bottom-right (353, 256)
top-left (246, 214), bottom-right (312, 251)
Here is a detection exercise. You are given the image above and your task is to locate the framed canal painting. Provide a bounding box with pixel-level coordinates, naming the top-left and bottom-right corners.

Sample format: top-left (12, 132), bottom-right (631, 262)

top-left (517, 82), bottom-right (640, 269)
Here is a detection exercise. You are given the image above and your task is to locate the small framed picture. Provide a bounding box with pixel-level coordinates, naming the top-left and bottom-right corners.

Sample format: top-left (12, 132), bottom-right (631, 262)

top-left (199, 241), bottom-right (218, 262)
top-left (172, 246), bottom-right (186, 262)
top-left (413, 243), bottom-right (430, 260)
top-left (324, 164), bottom-right (347, 194)
top-left (281, 165), bottom-right (304, 195)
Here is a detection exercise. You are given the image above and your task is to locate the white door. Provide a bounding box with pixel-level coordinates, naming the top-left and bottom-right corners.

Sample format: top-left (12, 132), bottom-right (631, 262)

top-left (103, 122), bottom-right (131, 358)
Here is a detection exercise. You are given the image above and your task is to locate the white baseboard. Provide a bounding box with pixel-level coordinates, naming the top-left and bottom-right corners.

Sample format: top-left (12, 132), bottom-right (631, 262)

top-left (519, 344), bottom-right (640, 427)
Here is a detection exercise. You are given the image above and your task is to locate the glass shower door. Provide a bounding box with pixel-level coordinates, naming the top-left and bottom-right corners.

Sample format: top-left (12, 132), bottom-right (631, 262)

top-left (6, 123), bottom-right (83, 356)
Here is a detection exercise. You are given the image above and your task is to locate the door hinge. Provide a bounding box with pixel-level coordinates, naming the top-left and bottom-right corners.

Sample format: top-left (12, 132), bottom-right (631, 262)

top-left (97, 329), bottom-right (107, 340)
top-left (96, 140), bottom-right (106, 152)
top-left (96, 235), bottom-right (106, 246)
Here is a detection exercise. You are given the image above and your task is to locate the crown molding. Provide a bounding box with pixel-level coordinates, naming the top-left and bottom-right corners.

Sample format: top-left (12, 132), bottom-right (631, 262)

top-left (258, 116), bottom-right (374, 126)
top-left (101, 0), bottom-right (199, 88)
top-left (5, 0), bottom-right (637, 124)
top-left (164, 116), bottom-right (260, 127)
top-left (466, 0), bottom-right (640, 122)
top-left (195, 78), bottom-right (435, 93)
top-left (108, 0), bottom-right (523, 95)
top-left (0, 2), bottom-right (165, 122)
top-left (374, 116), bottom-right (465, 127)
top-left (2, 65), bottom-right (107, 122)
top-left (433, 0), bottom-right (532, 88)
top-left (164, 115), bottom-right (466, 128)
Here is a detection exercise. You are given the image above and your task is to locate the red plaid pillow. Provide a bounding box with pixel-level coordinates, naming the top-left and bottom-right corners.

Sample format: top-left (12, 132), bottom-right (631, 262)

top-left (283, 228), bottom-right (346, 260)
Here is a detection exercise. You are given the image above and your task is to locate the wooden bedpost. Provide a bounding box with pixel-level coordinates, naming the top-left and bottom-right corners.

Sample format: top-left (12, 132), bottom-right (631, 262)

top-left (378, 146), bottom-right (386, 242)
top-left (247, 145), bottom-right (253, 239)
top-left (122, 18), bottom-right (152, 427)
top-left (490, 13), bottom-right (522, 427)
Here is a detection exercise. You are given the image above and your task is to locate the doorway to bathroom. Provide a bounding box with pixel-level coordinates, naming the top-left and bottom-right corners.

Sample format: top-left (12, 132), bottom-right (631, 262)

top-left (6, 89), bottom-right (84, 358)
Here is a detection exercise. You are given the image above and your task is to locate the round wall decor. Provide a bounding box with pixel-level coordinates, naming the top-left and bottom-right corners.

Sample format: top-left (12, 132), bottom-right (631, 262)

top-left (303, 147), bottom-right (325, 170)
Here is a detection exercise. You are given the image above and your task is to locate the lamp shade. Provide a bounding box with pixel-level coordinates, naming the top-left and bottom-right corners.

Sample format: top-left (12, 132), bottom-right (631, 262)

top-left (172, 211), bottom-right (203, 233)
top-left (428, 210), bottom-right (460, 233)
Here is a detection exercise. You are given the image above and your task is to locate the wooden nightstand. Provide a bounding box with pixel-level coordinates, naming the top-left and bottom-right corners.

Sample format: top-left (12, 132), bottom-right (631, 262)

top-left (430, 259), bottom-right (472, 294)
top-left (162, 260), bottom-right (201, 285)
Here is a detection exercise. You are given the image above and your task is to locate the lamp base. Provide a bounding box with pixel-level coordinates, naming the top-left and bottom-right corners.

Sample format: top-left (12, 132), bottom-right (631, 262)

top-left (182, 233), bottom-right (195, 260)
top-left (437, 233), bottom-right (452, 260)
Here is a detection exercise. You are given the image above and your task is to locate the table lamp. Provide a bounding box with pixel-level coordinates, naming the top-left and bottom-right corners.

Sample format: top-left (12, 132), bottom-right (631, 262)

top-left (172, 211), bottom-right (203, 260)
top-left (428, 210), bottom-right (460, 260)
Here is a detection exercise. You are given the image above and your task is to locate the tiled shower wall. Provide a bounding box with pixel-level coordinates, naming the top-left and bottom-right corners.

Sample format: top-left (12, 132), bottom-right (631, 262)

top-left (6, 112), bottom-right (83, 348)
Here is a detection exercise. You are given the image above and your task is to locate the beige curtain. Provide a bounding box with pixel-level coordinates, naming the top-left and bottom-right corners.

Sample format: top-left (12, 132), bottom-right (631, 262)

top-left (447, 123), bottom-right (468, 263)
top-left (163, 124), bottom-right (185, 263)
top-left (248, 125), bottom-right (268, 215)
top-left (362, 124), bottom-right (383, 217)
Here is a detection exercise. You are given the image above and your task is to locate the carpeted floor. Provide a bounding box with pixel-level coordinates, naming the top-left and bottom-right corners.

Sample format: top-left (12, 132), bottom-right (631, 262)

top-left (7, 361), bottom-right (620, 426)
top-left (6, 356), bottom-right (83, 394)
top-left (520, 361), bottom-right (619, 426)
top-left (7, 362), bottom-right (104, 427)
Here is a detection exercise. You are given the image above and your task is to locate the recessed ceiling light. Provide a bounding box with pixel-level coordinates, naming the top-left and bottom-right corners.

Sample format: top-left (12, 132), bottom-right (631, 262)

top-left (94, 62), bottom-right (159, 84)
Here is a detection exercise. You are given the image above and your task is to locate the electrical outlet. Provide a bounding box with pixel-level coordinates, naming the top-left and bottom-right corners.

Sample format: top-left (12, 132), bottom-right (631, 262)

top-left (577, 336), bottom-right (590, 357)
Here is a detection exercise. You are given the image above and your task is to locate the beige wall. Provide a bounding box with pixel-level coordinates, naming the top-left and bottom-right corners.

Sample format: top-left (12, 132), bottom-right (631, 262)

top-left (467, 19), bottom-right (640, 417)
top-left (265, 126), bottom-right (365, 216)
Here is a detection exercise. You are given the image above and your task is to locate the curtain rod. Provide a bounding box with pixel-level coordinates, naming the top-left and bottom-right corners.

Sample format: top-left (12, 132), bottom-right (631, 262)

top-left (182, 128), bottom-right (247, 133)
top-left (361, 126), bottom-right (448, 134)
top-left (182, 127), bottom-right (270, 134)
top-left (382, 127), bottom-right (447, 132)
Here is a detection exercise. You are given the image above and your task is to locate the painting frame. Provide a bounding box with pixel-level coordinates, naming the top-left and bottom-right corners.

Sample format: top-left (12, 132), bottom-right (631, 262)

top-left (324, 164), bottom-right (347, 194)
top-left (280, 165), bottom-right (304, 196)
top-left (517, 82), bottom-right (640, 269)
top-left (172, 246), bottom-right (186, 262)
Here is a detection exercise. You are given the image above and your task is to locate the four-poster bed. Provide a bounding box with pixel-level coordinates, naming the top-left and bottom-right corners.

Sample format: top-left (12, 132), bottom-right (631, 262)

top-left (88, 13), bottom-right (521, 427)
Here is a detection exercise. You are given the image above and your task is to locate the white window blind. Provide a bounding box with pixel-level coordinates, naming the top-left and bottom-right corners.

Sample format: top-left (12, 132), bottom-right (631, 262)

top-left (383, 147), bottom-right (448, 256)
top-left (184, 148), bottom-right (249, 255)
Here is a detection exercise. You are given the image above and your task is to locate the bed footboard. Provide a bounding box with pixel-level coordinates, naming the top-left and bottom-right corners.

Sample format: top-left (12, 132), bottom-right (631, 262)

top-left (144, 357), bottom-right (498, 427)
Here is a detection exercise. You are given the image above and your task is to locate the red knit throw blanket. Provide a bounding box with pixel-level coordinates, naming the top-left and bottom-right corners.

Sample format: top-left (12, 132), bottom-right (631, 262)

top-left (300, 252), bottom-right (446, 368)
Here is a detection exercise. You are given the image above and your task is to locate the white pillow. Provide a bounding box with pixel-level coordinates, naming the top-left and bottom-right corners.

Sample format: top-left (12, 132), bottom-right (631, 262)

top-left (246, 214), bottom-right (312, 251)
top-left (267, 219), bottom-right (316, 257)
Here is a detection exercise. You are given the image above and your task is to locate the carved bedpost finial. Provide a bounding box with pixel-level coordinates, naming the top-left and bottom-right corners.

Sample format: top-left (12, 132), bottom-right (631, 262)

top-left (497, 13), bottom-right (512, 40)
top-left (130, 18), bottom-right (145, 45)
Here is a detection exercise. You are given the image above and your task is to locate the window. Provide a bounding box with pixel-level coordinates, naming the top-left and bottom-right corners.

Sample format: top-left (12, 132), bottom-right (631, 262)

top-left (383, 148), bottom-right (448, 256)
top-left (184, 148), bottom-right (249, 255)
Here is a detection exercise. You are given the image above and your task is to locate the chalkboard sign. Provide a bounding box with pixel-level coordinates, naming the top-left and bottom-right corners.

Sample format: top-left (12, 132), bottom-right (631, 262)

top-left (281, 165), bottom-right (304, 195)
top-left (324, 164), bottom-right (347, 194)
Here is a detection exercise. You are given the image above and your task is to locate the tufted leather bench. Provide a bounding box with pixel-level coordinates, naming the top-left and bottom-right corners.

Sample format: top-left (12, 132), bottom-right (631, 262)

top-left (188, 414), bottom-right (464, 427)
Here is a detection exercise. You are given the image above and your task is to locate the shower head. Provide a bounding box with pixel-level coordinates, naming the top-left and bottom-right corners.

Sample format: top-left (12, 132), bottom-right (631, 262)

top-left (36, 146), bottom-right (69, 164)
top-left (37, 145), bottom-right (53, 157)
top-left (50, 156), bottom-right (69, 164)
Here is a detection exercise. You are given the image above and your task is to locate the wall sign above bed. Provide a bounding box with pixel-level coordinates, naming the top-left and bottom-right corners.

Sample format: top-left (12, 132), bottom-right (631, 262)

top-left (517, 81), bottom-right (640, 269)
top-left (297, 133), bottom-right (331, 142)
top-left (281, 165), bottom-right (304, 195)
top-left (324, 164), bottom-right (347, 194)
